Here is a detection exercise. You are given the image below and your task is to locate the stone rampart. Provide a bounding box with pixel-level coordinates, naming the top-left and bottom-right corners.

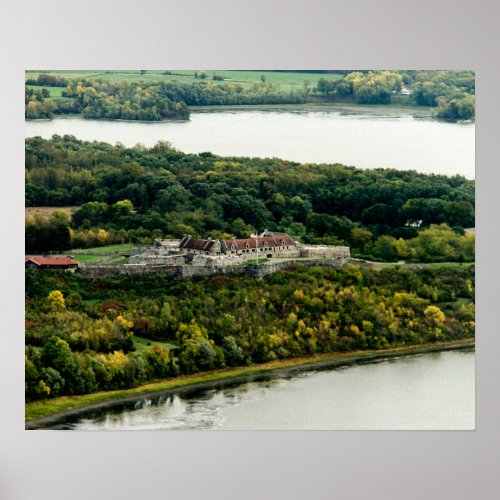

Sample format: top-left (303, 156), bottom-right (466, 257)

top-left (128, 253), bottom-right (186, 266)
top-left (77, 258), bottom-right (349, 280)
top-left (177, 265), bottom-right (246, 279)
top-left (299, 245), bottom-right (350, 259)
top-left (247, 258), bottom-right (348, 278)
top-left (77, 264), bottom-right (178, 278)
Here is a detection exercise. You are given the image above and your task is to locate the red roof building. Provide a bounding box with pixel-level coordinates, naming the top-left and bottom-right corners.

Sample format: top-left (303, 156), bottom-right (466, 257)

top-left (25, 256), bottom-right (79, 270)
top-left (223, 234), bottom-right (295, 252)
top-left (178, 232), bottom-right (298, 257)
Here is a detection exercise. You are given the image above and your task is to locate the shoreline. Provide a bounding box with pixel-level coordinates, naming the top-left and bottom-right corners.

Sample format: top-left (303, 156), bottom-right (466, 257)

top-left (25, 102), bottom-right (435, 122)
top-left (25, 339), bottom-right (474, 429)
top-left (188, 101), bottom-right (435, 117)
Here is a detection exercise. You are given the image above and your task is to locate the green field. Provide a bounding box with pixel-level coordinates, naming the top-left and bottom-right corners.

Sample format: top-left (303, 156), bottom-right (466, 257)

top-left (72, 254), bottom-right (105, 264)
top-left (25, 70), bottom-right (343, 92)
top-left (70, 243), bottom-right (135, 264)
top-left (26, 84), bottom-right (66, 98)
top-left (71, 255), bottom-right (129, 264)
top-left (73, 243), bottom-right (135, 254)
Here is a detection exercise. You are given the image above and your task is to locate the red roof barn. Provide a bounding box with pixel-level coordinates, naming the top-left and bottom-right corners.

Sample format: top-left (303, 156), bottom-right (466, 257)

top-left (25, 256), bottom-right (79, 270)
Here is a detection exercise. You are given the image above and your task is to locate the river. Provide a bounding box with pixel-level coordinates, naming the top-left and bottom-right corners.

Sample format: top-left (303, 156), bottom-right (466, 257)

top-left (53, 349), bottom-right (474, 431)
top-left (25, 108), bottom-right (475, 178)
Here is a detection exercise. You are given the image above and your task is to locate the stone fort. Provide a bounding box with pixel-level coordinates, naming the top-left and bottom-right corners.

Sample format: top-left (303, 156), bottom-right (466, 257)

top-left (129, 230), bottom-right (350, 268)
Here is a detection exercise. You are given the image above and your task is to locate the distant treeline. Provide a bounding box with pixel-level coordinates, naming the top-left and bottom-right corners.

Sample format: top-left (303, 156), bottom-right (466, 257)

top-left (26, 74), bottom-right (69, 87)
top-left (25, 136), bottom-right (475, 262)
top-left (25, 70), bottom-right (474, 122)
top-left (25, 265), bottom-right (475, 401)
top-left (314, 70), bottom-right (475, 121)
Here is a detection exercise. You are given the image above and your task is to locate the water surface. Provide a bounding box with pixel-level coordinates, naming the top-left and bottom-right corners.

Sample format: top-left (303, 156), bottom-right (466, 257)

top-left (25, 110), bottom-right (475, 178)
top-left (61, 349), bottom-right (474, 431)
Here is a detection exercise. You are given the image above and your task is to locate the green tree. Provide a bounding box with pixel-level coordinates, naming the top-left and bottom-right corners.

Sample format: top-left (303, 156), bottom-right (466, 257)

top-left (350, 227), bottom-right (373, 251)
top-left (372, 235), bottom-right (398, 262)
top-left (41, 336), bottom-right (77, 387)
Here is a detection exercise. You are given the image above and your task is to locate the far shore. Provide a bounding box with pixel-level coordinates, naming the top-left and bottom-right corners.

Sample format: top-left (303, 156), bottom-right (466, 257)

top-left (25, 338), bottom-right (474, 429)
top-left (189, 101), bottom-right (435, 117)
top-left (25, 101), bottom-right (436, 123)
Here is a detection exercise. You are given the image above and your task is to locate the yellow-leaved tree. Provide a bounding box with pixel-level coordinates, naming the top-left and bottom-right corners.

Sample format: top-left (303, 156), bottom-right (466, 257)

top-left (47, 290), bottom-right (65, 311)
top-left (424, 305), bottom-right (446, 326)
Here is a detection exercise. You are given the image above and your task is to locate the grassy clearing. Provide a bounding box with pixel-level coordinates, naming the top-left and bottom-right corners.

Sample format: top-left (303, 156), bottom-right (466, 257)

top-left (72, 252), bottom-right (130, 264)
top-left (25, 339), bottom-right (474, 423)
top-left (72, 243), bottom-right (135, 254)
top-left (81, 299), bottom-right (101, 305)
top-left (72, 254), bottom-right (107, 264)
top-left (246, 258), bottom-right (269, 265)
top-left (26, 85), bottom-right (66, 98)
top-left (133, 335), bottom-right (177, 351)
top-left (366, 261), bottom-right (474, 270)
top-left (421, 262), bottom-right (475, 269)
top-left (108, 257), bottom-right (129, 265)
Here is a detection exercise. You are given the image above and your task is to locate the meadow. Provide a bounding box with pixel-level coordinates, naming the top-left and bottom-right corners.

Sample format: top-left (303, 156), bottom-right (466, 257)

top-left (26, 84), bottom-right (66, 98)
top-left (25, 70), bottom-right (342, 92)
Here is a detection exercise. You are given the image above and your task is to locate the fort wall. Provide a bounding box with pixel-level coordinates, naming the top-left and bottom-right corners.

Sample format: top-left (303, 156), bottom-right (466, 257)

top-left (128, 253), bottom-right (186, 266)
top-left (299, 245), bottom-right (350, 259)
top-left (77, 264), bottom-right (179, 278)
top-left (77, 257), bottom-right (349, 280)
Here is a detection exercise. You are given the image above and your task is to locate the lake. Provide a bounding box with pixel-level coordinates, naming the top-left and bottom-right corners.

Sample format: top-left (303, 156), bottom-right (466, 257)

top-left (56, 349), bottom-right (474, 431)
top-left (25, 108), bottom-right (475, 178)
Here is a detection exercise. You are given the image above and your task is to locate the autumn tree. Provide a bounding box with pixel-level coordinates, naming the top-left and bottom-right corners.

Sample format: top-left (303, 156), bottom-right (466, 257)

top-left (48, 290), bottom-right (66, 311)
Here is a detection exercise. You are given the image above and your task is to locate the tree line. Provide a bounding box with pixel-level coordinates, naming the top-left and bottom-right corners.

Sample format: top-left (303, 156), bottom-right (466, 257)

top-left (25, 265), bottom-right (475, 401)
top-left (314, 70), bottom-right (475, 121)
top-left (25, 136), bottom-right (475, 262)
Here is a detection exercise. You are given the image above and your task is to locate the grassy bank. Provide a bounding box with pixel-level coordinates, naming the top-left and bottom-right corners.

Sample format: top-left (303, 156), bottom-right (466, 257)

top-left (368, 261), bottom-right (475, 270)
top-left (25, 339), bottom-right (474, 426)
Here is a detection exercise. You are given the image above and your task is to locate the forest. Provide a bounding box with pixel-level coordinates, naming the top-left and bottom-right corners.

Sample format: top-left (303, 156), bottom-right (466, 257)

top-left (25, 70), bottom-right (475, 122)
top-left (25, 265), bottom-right (475, 401)
top-left (25, 136), bottom-right (475, 262)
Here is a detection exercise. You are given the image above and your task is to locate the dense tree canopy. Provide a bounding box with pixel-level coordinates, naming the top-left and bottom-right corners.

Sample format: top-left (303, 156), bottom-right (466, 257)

top-left (25, 265), bottom-right (475, 401)
top-left (25, 136), bottom-right (475, 261)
